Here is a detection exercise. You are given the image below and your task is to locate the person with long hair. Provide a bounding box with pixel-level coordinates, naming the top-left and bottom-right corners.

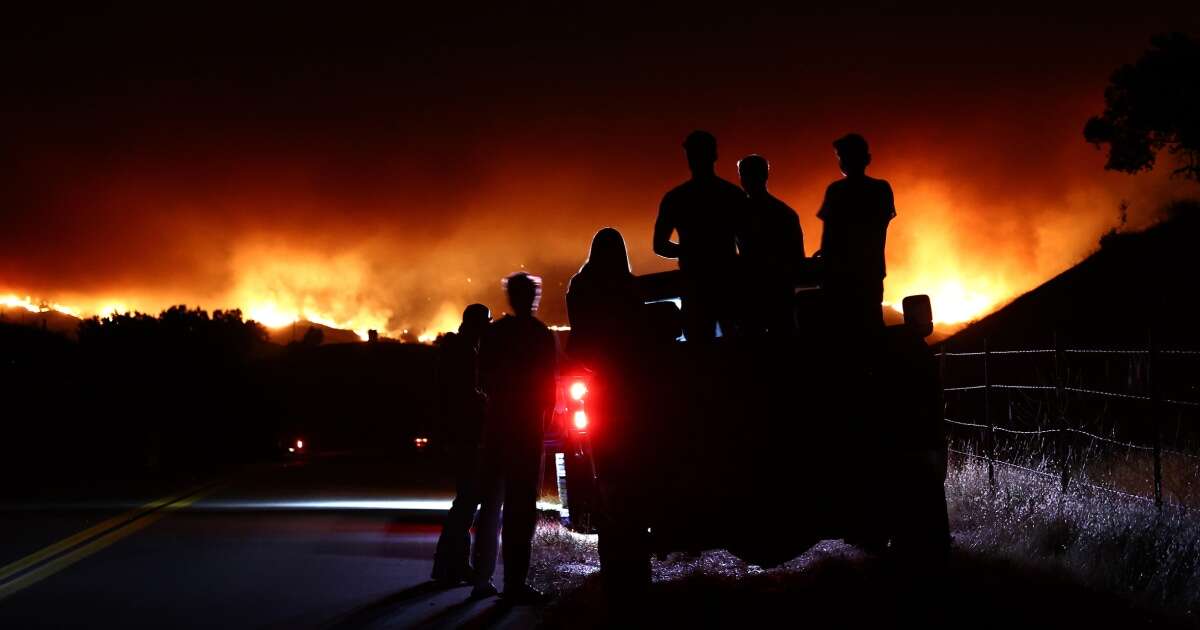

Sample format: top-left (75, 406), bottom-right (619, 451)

top-left (566, 227), bottom-right (641, 367)
top-left (566, 227), bottom-right (653, 598)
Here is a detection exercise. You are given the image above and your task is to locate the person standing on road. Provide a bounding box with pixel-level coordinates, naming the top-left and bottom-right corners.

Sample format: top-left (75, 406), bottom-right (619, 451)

top-left (472, 272), bottom-right (557, 603)
top-left (736, 154), bottom-right (804, 337)
top-left (653, 130), bottom-right (745, 341)
top-left (815, 133), bottom-right (896, 336)
top-left (567, 227), bottom-right (655, 599)
top-left (431, 303), bottom-right (491, 586)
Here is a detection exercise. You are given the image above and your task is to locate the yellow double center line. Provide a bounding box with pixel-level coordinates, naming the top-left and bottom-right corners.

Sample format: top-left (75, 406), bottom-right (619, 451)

top-left (0, 481), bottom-right (224, 601)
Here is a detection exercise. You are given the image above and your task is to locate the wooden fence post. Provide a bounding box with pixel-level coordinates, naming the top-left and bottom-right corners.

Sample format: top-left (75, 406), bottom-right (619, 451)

top-left (984, 338), bottom-right (995, 487)
top-left (940, 341), bottom-right (948, 437)
top-left (939, 342), bottom-right (947, 389)
top-left (1054, 332), bottom-right (1070, 494)
top-left (1149, 330), bottom-right (1163, 511)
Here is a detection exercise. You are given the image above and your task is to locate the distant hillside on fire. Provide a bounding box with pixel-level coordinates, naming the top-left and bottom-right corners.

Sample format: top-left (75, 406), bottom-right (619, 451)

top-left (946, 200), bottom-right (1200, 350)
top-left (0, 308), bottom-right (82, 338)
top-left (0, 307), bottom-right (379, 347)
top-left (263, 320), bottom-right (365, 345)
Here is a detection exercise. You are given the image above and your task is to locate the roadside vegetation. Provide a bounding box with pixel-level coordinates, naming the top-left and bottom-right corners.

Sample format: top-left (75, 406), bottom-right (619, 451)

top-left (530, 448), bottom-right (1200, 628)
top-left (947, 450), bottom-right (1200, 616)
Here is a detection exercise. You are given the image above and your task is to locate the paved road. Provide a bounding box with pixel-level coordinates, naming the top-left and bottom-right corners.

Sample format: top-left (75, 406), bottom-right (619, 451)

top-left (0, 453), bottom-right (543, 629)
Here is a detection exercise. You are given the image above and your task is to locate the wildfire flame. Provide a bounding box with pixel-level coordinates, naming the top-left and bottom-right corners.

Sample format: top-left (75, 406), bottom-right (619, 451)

top-left (3, 189), bottom-right (1069, 338)
top-left (1, 294), bottom-right (82, 318)
top-left (877, 180), bottom-right (1035, 326)
top-left (1, 289), bottom-right (461, 343)
top-left (2, 261), bottom-right (467, 343)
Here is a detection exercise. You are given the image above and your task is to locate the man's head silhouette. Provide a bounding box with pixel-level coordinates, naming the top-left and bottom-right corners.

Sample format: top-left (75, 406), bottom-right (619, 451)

top-left (460, 303), bottom-right (491, 339)
top-left (503, 272), bottom-right (541, 317)
top-left (737, 154), bottom-right (770, 196)
top-left (683, 130), bottom-right (718, 177)
top-left (833, 133), bottom-right (871, 177)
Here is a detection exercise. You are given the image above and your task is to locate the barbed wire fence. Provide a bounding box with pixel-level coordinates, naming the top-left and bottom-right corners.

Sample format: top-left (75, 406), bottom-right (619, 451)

top-left (938, 334), bottom-right (1200, 512)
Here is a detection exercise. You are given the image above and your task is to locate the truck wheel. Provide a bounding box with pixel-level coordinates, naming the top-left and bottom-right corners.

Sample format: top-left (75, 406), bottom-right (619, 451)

top-left (560, 447), bottom-right (598, 533)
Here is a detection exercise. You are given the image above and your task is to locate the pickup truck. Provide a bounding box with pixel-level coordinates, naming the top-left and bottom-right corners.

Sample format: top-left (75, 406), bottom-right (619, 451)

top-left (549, 268), bottom-right (948, 592)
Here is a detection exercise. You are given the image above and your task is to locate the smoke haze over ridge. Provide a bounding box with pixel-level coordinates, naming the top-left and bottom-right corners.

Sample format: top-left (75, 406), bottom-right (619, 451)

top-left (3, 4), bottom-right (1198, 336)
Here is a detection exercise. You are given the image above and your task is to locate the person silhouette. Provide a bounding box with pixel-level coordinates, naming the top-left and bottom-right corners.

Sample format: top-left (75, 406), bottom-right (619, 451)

top-left (653, 130), bottom-right (745, 341)
top-left (736, 154), bottom-right (804, 336)
top-left (472, 273), bottom-right (556, 604)
top-left (567, 227), bottom-right (643, 367)
top-left (567, 228), bottom-right (654, 598)
top-left (431, 303), bottom-right (491, 586)
top-left (815, 134), bottom-right (896, 335)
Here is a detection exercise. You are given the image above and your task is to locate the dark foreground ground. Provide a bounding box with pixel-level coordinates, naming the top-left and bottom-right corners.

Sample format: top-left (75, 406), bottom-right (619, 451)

top-left (0, 451), bottom-right (1194, 629)
top-left (541, 544), bottom-right (1196, 630)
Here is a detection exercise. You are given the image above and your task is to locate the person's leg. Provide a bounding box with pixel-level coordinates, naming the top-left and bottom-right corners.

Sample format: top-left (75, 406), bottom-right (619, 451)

top-left (682, 273), bottom-right (717, 342)
top-left (471, 455), bottom-right (504, 595)
top-left (433, 446), bottom-right (479, 582)
top-left (823, 281), bottom-right (883, 353)
top-left (597, 473), bottom-right (651, 603)
top-left (857, 280), bottom-right (885, 332)
top-left (500, 447), bottom-right (541, 593)
top-left (703, 266), bottom-right (737, 339)
top-left (766, 277), bottom-right (796, 337)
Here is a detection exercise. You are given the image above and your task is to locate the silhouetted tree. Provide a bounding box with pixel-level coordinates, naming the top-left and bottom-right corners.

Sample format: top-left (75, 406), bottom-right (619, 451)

top-left (1084, 33), bottom-right (1200, 181)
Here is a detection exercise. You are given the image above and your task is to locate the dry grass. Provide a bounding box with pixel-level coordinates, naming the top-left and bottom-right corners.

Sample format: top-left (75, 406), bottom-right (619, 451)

top-left (947, 447), bottom-right (1200, 615)
top-left (528, 446), bottom-right (1200, 626)
top-left (529, 518), bottom-right (599, 596)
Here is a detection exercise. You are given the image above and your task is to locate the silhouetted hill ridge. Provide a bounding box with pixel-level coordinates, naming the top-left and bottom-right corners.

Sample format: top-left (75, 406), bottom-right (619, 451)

top-left (265, 320), bottom-right (364, 345)
top-left (947, 200), bottom-right (1200, 351)
top-left (0, 308), bottom-right (82, 338)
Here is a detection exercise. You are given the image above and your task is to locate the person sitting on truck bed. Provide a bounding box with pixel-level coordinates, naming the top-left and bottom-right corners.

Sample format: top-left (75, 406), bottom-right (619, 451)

top-left (736, 154), bottom-right (805, 337)
top-left (653, 130), bottom-right (745, 341)
top-left (815, 133), bottom-right (895, 336)
top-left (431, 303), bottom-right (491, 587)
top-left (473, 272), bottom-right (556, 604)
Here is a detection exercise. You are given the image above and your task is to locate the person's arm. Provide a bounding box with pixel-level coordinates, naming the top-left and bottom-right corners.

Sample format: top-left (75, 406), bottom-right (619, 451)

top-left (778, 200), bottom-right (805, 260)
top-left (882, 180), bottom-right (897, 222)
top-left (792, 213), bottom-right (805, 260)
top-left (477, 327), bottom-right (496, 398)
top-left (733, 194), bottom-right (750, 257)
top-left (653, 194), bottom-right (682, 259)
top-left (814, 185), bottom-right (833, 258)
top-left (783, 208), bottom-right (805, 279)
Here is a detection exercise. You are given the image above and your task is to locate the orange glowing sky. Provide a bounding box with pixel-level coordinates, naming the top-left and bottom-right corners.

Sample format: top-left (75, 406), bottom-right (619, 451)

top-left (1, 5), bottom-right (1198, 339)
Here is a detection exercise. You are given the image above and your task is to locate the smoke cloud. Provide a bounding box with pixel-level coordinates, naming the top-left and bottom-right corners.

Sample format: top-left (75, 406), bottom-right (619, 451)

top-left (2, 6), bottom-right (1197, 335)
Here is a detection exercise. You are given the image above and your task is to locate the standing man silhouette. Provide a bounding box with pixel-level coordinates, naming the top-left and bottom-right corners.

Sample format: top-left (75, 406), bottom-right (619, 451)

top-left (736, 154), bottom-right (804, 336)
top-left (816, 133), bottom-right (895, 335)
top-left (431, 303), bottom-right (491, 586)
top-left (654, 130), bottom-right (745, 341)
top-left (472, 272), bottom-right (556, 604)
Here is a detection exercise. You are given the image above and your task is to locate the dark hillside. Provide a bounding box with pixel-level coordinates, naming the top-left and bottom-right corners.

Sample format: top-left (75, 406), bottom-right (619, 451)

top-left (948, 200), bottom-right (1200, 351)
